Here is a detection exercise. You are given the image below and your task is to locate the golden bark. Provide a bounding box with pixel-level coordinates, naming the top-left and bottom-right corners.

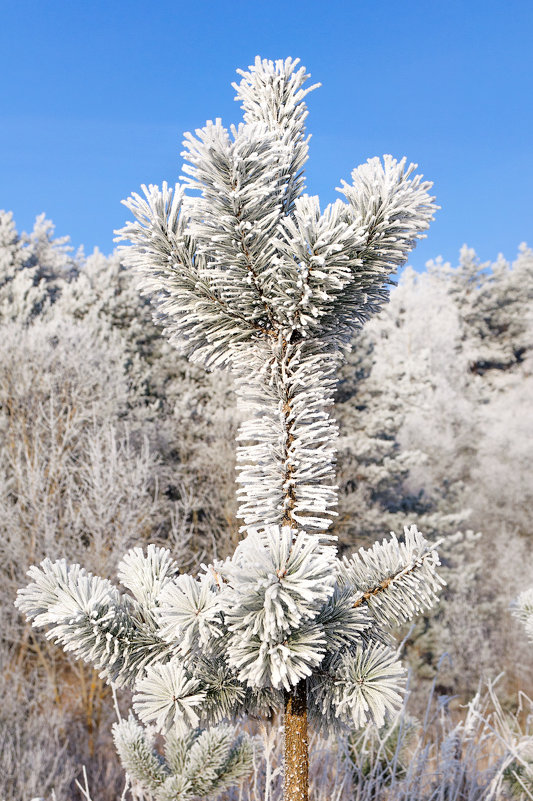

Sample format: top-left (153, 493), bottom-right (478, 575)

top-left (283, 680), bottom-right (309, 801)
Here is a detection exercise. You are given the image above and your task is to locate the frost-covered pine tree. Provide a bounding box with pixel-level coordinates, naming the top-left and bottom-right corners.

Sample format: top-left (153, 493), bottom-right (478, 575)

top-left (0, 210), bottom-right (75, 323)
top-left (17, 57), bottom-right (444, 801)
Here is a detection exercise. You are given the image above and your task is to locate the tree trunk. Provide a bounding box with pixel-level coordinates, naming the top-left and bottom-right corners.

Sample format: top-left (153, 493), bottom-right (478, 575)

top-left (283, 680), bottom-right (309, 801)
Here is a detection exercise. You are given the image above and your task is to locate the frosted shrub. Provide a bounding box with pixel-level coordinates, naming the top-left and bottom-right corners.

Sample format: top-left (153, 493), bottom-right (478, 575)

top-left (0, 317), bottom-right (161, 801)
top-left (0, 319), bottom-right (155, 585)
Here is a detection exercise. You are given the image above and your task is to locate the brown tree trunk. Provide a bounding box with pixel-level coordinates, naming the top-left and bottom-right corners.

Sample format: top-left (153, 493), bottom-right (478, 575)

top-left (283, 680), bottom-right (309, 801)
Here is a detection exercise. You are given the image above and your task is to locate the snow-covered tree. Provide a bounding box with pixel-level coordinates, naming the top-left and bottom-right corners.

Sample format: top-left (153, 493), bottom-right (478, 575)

top-left (334, 329), bottom-right (421, 548)
top-left (16, 57), bottom-right (443, 801)
top-left (0, 210), bottom-right (76, 323)
top-left (357, 255), bottom-right (533, 698)
top-left (419, 245), bottom-right (533, 517)
top-left (333, 322), bottom-right (468, 553)
top-left (54, 242), bottom-right (242, 559)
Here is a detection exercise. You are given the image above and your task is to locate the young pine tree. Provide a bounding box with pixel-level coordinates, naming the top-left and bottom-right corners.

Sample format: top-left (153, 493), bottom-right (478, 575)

top-left (17, 57), bottom-right (443, 801)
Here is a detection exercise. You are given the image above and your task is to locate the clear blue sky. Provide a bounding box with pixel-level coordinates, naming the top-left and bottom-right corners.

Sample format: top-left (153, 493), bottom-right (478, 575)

top-left (1, 0), bottom-right (532, 270)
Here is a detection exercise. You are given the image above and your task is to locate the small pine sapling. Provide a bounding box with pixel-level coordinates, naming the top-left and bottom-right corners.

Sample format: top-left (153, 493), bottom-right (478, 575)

top-left (17, 58), bottom-right (444, 801)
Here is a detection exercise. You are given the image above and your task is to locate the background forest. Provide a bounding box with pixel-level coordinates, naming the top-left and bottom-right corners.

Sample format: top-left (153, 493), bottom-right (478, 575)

top-left (1, 208), bottom-right (532, 799)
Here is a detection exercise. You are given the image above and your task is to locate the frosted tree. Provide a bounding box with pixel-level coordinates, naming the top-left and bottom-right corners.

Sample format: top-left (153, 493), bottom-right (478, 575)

top-left (0, 210), bottom-right (75, 323)
top-left (443, 243), bottom-right (533, 382)
top-left (334, 330), bottom-right (418, 548)
top-left (452, 245), bottom-right (533, 536)
top-left (333, 324), bottom-right (463, 552)
top-left (366, 266), bottom-right (478, 517)
top-left (56, 244), bottom-right (241, 560)
top-left (366, 250), bottom-right (533, 698)
top-left (17, 57), bottom-right (444, 801)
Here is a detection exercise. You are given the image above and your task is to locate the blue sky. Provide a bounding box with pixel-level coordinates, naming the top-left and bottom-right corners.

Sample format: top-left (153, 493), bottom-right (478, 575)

top-left (1, 0), bottom-right (531, 270)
